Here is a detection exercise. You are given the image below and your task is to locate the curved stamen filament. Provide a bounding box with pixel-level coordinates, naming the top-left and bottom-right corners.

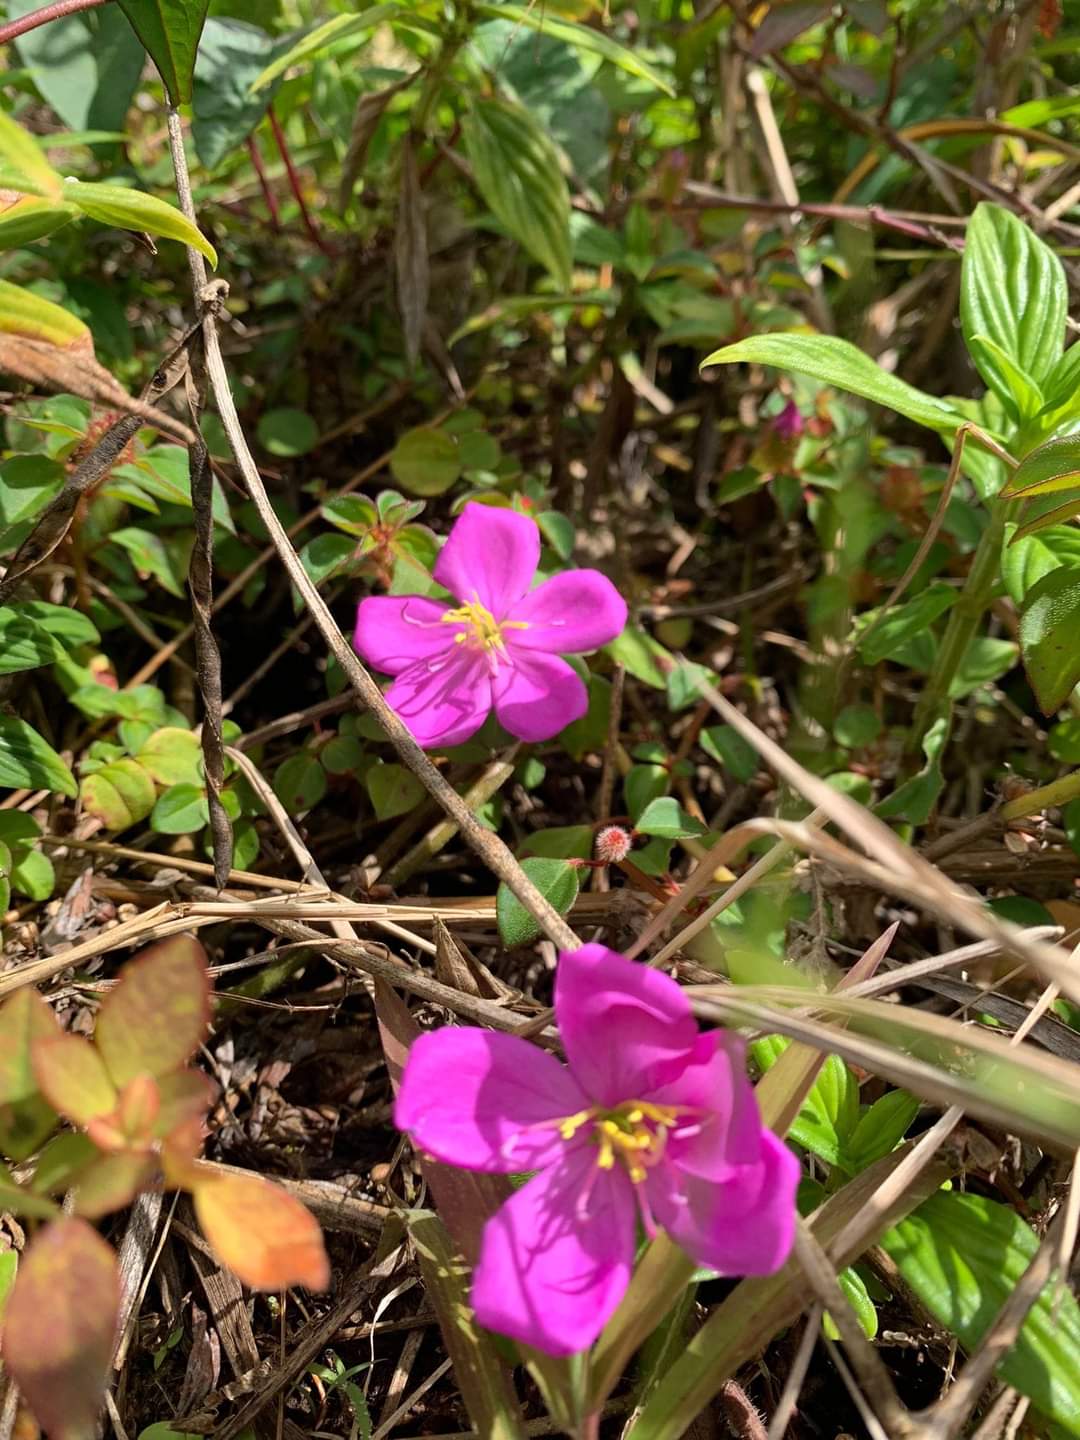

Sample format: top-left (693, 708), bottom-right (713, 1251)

top-left (439, 597), bottom-right (528, 657)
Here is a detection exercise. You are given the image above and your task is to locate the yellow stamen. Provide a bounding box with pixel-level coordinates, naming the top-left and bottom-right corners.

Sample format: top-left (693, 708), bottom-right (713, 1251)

top-left (547, 1098), bottom-right (691, 1185)
top-left (440, 597), bottom-right (529, 655)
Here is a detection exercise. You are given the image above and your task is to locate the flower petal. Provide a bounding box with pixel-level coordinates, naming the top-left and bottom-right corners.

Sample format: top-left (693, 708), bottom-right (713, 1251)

top-left (354, 596), bottom-right (453, 676)
top-left (383, 649), bottom-right (492, 749)
top-left (396, 1029), bottom-right (589, 1172)
top-left (507, 571), bottom-right (627, 653)
top-left (493, 650), bottom-right (588, 742)
top-left (647, 1128), bottom-right (799, 1277)
top-left (651, 1030), bottom-right (764, 1181)
top-left (554, 945), bottom-right (700, 1107)
top-left (472, 1145), bottom-right (636, 1355)
top-left (434, 503), bottom-right (540, 617)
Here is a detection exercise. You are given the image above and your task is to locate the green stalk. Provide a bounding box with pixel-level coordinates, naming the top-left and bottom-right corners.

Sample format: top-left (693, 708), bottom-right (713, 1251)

top-left (909, 501), bottom-right (1006, 747)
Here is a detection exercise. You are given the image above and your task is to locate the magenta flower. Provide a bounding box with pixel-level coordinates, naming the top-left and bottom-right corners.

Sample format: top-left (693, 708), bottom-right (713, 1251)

top-left (395, 944), bottom-right (799, 1356)
top-left (771, 398), bottom-right (805, 442)
top-left (353, 503), bottom-right (626, 749)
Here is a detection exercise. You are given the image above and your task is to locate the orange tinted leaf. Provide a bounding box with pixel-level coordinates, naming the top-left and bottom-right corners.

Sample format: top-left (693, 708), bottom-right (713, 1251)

top-left (155, 1068), bottom-right (214, 1138)
top-left (193, 1173), bottom-right (330, 1292)
top-left (33, 1034), bottom-right (117, 1126)
top-left (0, 988), bottom-right (59, 1159)
top-left (95, 934), bottom-right (210, 1086)
top-left (115, 1073), bottom-right (160, 1144)
top-left (1, 1218), bottom-right (120, 1440)
top-left (72, 1153), bottom-right (157, 1220)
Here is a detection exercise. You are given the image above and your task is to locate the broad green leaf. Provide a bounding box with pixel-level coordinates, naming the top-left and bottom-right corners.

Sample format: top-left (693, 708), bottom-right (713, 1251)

top-left (1002, 432), bottom-right (1080, 499)
top-left (61, 179), bottom-right (216, 266)
top-left (0, 279), bottom-right (90, 350)
top-left (824, 1266), bottom-right (878, 1341)
top-left (257, 407), bottom-right (319, 457)
top-left (80, 758), bottom-right (156, 829)
top-left (1039, 341), bottom-right (1080, 413)
top-left (6, 0), bottom-right (144, 134)
top-left (192, 1171), bottom-right (329, 1290)
top-left (32, 1034), bottom-right (117, 1125)
top-left (10, 846), bottom-right (54, 903)
top-left (1019, 565), bottom-right (1080, 713)
top-left (367, 762), bottom-right (426, 821)
top-left (0, 716), bottom-right (76, 796)
top-left (700, 725), bottom-right (759, 781)
top-left (0, 109), bottom-right (62, 198)
top-left (0, 455), bottom-right (64, 527)
top-left (883, 1192), bottom-right (1080, 1436)
top-left (136, 727), bottom-right (202, 787)
top-left (702, 334), bottom-right (965, 435)
top-left (96, 935), bottom-right (210, 1086)
top-left (473, 3), bottom-right (673, 94)
top-left (496, 856), bottom-right (580, 947)
top-left (390, 426), bottom-right (462, 497)
top-left (960, 202), bottom-right (1066, 388)
top-left (18, 600), bottom-right (98, 650)
top-left (0, 1218), bottom-right (121, 1440)
top-left (463, 96), bottom-right (572, 291)
top-left (876, 710), bottom-right (949, 824)
top-left (151, 781), bottom-right (209, 834)
top-left (519, 824), bottom-right (594, 860)
top-left (635, 796), bottom-right (707, 840)
top-left (0, 194), bottom-right (77, 249)
top-left (1002, 522), bottom-right (1080, 605)
top-left (625, 763), bottom-right (669, 822)
top-left (117, 0), bottom-right (210, 103)
top-left (273, 754), bottom-right (327, 812)
top-left (300, 533), bottom-right (356, 588)
top-left (192, 18), bottom-right (286, 170)
top-left (248, 3), bottom-right (407, 92)
top-left (110, 525), bottom-right (186, 596)
top-left (0, 607), bottom-right (64, 674)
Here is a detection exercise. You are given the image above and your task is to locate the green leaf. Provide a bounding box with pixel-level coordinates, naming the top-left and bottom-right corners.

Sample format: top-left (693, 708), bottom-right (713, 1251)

top-left (1002, 432), bottom-right (1080, 500)
top-left (272, 753), bottom-right (327, 812)
top-left (0, 278), bottom-right (90, 349)
top-left (960, 202), bottom-right (1066, 390)
top-left (0, 989), bottom-right (58, 1161)
top-left (256, 407), bottom-right (319, 458)
top-left (0, 717), bottom-right (76, 797)
top-left (117, 0), bottom-right (210, 103)
top-left (845, 1090), bottom-right (920, 1174)
top-left (0, 455), bottom-right (64, 529)
top-left (823, 1266), bottom-right (878, 1342)
top-left (60, 179), bottom-right (216, 266)
top-left (6, 0), bottom-right (144, 134)
top-left (299, 533), bottom-right (356, 589)
top-left (883, 1192), bottom-right (1080, 1436)
top-left (0, 1250), bottom-right (16, 1324)
top-left (752, 1036), bottom-right (859, 1166)
top-left (0, 608), bottom-right (63, 675)
top-left (857, 582), bottom-right (957, 666)
top-left (80, 759), bottom-right (157, 830)
top-left (877, 710), bottom-right (950, 825)
top-left (634, 796), bottom-right (707, 840)
top-left (136, 727), bottom-right (202, 787)
top-left (192, 18), bottom-right (286, 170)
top-left (0, 109), bottom-right (63, 198)
top-left (109, 525), bottom-right (186, 597)
top-left (475, 3), bottom-right (671, 92)
top-left (11, 847), bottom-right (54, 903)
top-left (1019, 565), bottom-right (1080, 713)
top-left (1002, 523), bottom-right (1080, 605)
top-left (625, 764), bottom-right (669, 823)
top-left (463, 97), bottom-right (572, 291)
top-left (496, 857), bottom-right (580, 948)
top-left (151, 782), bottom-right (208, 834)
top-left (390, 427), bottom-right (462, 498)
top-left (366, 762), bottom-right (426, 821)
top-left (966, 334), bottom-right (1043, 423)
top-left (520, 825), bottom-right (594, 860)
top-left (702, 334), bottom-right (966, 436)
top-left (700, 724), bottom-right (759, 781)
top-left (248, 3), bottom-right (407, 92)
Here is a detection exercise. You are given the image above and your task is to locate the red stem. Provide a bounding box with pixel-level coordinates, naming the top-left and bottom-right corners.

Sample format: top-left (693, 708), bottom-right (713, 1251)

top-left (247, 134), bottom-right (282, 231)
top-left (0, 0), bottom-right (107, 44)
top-left (267, 105), bottom-right (335, 258)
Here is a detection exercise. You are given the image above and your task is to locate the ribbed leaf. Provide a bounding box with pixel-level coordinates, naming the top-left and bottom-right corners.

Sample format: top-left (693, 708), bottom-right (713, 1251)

top-left (463, 97), bottom-right (572, 290)
top-left (1019, 564), bottom-right (1080, 714)
top-left (473, 3), bottom-right (673, 94)
top-left (1002, 432), bottom-right (1080, 499)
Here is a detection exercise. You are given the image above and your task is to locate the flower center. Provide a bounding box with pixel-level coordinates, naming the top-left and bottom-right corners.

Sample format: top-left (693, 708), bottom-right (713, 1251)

top-left (559, 1101), bottom-right (684, 1184)
top-left (440, 597), bottom-right (528, 654)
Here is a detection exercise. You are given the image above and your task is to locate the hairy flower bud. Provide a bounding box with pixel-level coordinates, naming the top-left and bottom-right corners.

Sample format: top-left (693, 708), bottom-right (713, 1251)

top-left (595, 825), bottom-right (633, 864)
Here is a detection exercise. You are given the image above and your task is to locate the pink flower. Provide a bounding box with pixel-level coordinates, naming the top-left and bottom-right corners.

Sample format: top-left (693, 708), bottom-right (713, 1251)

top-left (353, 504), bottom-right (627, 749)
top-left (395, 945), bottom-right (799, 1356)
top-left (771, 398), bottom-right (805, 442)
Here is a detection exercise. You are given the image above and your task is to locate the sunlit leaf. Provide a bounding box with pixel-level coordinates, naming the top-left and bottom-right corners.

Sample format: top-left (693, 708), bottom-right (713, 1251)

top-left (193, 1171), bottom-right (330, 1291)
top-left (249, 2), bottom-right (407, 91)
top-left (117, 0), bottom-right (210, 103)
top-left (33, 1033), bottom-right (117, 1126)
top-left (473, 3), bottom-right (673, 94)
top-left (0, 278), bottom-right (91, 350)
top-left (0, 987), bottom-right (59, 1160)
top-left (1, 1218), bottom-right (121, 1440)
top-left (61, 179), bottom-right (217, 266)
top-left (80, 756), bottom-right (157, 830)
top-left (96, 934), bottom-right (211, 1087)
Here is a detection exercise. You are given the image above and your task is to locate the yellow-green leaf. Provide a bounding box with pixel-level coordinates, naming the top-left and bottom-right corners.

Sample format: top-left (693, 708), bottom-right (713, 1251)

top-left (0, 110), bottom-right (62, 199)
top-left (95, 934), bottom-right (211, 1086)
top-left (0, 278), bottom-right (90, 350)
top-left (248, 2), bottom-right (407, 93)
top-left (61, 179), bottom-right (217, 266)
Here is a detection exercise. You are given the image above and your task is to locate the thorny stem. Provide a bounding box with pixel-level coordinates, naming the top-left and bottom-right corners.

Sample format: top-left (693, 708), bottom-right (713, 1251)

top-left (0, 0), bottom-right (105, 44)
top-left (163, 106), bottom-right (580, 952)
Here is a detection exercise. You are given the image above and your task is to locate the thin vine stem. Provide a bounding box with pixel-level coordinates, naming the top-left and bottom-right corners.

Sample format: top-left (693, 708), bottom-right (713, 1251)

top-left (0, 0), bottom-right (107, 45)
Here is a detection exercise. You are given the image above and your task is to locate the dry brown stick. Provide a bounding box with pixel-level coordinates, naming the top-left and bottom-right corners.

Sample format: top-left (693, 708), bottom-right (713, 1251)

top-left (765, 1306), bottom-right (822, 1440)
top-left (164, 106), bottom-right (578, 954)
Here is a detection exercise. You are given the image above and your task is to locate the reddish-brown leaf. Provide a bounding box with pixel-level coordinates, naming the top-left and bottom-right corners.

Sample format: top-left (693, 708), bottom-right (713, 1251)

top-left (1, 1217), bottom-right (120, 1440)
top-left (155, 1068), bottom-right (215, 1138)
top-left (193, 1172), bottom-right (330, 1292)
top-left (95, 934), bottom-right (211, 1086)
top-left (33, 1033), bottom-right (117, 1126)
top-left (0, 988), bottom-right (59, 1159)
